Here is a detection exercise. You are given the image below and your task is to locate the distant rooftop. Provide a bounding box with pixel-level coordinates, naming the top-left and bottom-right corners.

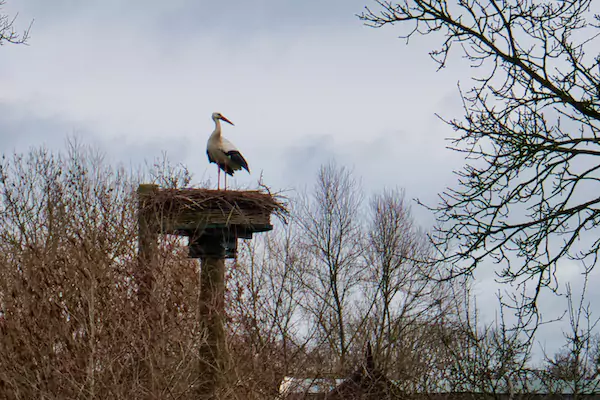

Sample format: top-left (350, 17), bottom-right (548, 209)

top-left (279, 375), bottom-right (600, 396)
top-left (279, 376), bottom-right (344, 396)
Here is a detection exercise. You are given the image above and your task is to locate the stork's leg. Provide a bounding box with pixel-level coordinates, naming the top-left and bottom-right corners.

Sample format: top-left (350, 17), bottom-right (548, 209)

top-left (217, 165), bottom-right (221, 190)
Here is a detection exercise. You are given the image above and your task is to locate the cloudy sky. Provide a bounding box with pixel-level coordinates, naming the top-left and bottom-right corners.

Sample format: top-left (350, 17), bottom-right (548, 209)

top-left (1, 0), bottom-right (596, 362)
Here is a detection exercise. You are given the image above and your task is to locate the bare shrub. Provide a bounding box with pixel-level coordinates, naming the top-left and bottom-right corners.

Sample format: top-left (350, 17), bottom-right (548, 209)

top-left (0, 142), bottom-right (202, 398)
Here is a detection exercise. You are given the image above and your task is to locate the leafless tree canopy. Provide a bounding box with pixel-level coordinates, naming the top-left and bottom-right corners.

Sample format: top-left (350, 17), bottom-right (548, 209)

top-left (360, 0), bottom-right (600, 313)
top-left (361, 189), bottom-right (450, 379)
top-left (0, 0), bottom-right (30, 46)
top-left (296, 163), bottom-right (365, 373)
top-left (542, 279), bottom-right (600, 393)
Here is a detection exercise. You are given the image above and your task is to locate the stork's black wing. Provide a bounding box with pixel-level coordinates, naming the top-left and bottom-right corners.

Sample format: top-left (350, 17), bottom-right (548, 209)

top-left (226, 150), bottom-right (250, 172)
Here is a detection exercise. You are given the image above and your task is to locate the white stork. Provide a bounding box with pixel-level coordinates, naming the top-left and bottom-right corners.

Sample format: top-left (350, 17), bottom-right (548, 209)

top-left (206, 112), bottom-right (250, 190)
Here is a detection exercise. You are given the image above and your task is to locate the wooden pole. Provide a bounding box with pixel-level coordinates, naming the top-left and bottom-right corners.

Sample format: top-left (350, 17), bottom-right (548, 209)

top-left (137, 184), bottom-right (158, 304)
top-left (197, 234), bottom-right (227, 399)
top-left (137, 184), bottom-right (159, 397)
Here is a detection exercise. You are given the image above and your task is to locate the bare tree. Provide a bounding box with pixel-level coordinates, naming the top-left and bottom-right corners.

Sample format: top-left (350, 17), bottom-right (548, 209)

top-left (360, 189), bottom-right (449, 382)
top-left (0, 0), bottom-right (30, 46)
top-left (439, 284), bottom-right (535, 397)
top-left (542, 279), bottom-right (600, 397)
top-left (226, 220), bottom-right (314, 398)
top-left (360, 0), bottom-right (600, 316)
top-left (297, 162), bottom-right (364, 373)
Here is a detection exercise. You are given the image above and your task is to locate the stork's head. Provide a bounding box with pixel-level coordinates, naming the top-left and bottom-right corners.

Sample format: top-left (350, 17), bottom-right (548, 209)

top-left (212, 112), bottom-right (234, 126)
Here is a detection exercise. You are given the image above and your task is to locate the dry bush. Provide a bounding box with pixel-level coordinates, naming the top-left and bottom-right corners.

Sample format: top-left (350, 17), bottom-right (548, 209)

top-left (0, 143), bottom-right (203, 399)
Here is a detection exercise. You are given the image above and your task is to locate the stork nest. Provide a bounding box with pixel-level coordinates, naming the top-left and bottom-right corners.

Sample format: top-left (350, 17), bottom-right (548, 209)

top-left (138, 186), bottom-right (287, 232)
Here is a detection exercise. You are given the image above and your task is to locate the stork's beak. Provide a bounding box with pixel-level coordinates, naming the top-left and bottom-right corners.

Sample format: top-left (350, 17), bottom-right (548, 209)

top-left (220, 115), bottom-right (234, 126)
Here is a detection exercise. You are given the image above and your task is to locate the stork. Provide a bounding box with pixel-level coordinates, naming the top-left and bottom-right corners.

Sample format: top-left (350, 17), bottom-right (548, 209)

top-left (206, 112), bottom-right (250, 190)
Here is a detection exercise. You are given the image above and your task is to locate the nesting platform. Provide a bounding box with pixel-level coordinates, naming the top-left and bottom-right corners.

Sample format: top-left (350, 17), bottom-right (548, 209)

top-left (138, 184), bottom-right (285, 258)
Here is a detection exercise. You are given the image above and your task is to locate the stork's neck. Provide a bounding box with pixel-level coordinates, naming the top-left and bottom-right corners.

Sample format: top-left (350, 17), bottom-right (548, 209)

top-left (211, 118), bottom-right (222, 138)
